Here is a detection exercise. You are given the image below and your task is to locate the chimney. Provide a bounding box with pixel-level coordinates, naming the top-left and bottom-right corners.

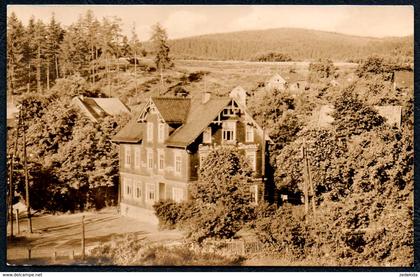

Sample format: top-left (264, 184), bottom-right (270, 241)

top-left (229, 86), bottom-right (247, 107)
top-left (202, 91), bottom-right (211, 104)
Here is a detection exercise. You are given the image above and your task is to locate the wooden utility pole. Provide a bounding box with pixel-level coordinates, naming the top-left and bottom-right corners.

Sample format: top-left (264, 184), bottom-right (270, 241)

top-left (22, 108), bottom-right (33, 233)
top-left (36, 45), bottom-right (42, 94)
top-left (8, 110), bottom-right (21, 239)
top-left (134, 52), bottom-right (137, 95)
top-left (81, 215), bottom-right (86, 260)
top-left (302, 141), bottom-right (316, 219)
top-left (46, 60), bottom-right (50, 91)
top-left (159, 66), bottom-right (163, 95)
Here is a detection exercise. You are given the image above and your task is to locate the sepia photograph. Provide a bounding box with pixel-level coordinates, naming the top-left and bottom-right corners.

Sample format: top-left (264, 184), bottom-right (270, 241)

top-left (5, 4), bottom-right (414, 267)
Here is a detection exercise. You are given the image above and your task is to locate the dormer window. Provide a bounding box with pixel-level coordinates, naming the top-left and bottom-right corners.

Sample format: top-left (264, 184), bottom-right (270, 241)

top-left (222, 121), bottom-right (236, 143)
top-left (203, 127), bottom-right (212, 144)
top-left (245, 124), bottom-right (254, 143)
top-left (147, 122), bottom-right (153, 142)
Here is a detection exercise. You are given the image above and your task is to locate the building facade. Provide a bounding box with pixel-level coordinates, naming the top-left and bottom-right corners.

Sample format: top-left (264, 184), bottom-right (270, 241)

top-left (112, 89), bottom-right (271, 219)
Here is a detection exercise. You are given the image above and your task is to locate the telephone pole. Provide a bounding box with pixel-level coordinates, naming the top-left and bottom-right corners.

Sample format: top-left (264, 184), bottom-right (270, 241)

top-left (302, 140), bottom-right (316, 220)
top-left (22, 107), bottom-right (33, 233)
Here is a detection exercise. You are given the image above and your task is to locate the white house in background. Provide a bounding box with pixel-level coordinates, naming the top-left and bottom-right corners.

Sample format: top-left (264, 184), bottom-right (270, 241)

top-left (267, 74), bottom-right (287, 91)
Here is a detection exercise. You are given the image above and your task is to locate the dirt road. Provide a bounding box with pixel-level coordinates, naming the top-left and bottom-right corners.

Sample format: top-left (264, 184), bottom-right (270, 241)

top-left (7, 207), bottom-right (184, 265)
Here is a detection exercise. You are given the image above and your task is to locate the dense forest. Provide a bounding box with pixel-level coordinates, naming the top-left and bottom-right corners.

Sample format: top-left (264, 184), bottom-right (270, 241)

top-left (169, 28), bottom-right (413, 62)
top-left (7, 10), bottom-right (413, 266)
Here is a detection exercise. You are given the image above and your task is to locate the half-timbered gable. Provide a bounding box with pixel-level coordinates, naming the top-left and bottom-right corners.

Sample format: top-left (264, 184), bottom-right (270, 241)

top-left (112, 90), bottom-right (272, 219)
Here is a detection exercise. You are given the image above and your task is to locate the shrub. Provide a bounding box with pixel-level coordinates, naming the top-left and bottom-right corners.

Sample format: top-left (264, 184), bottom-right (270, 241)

top-left (89, 234), bottom-right (243, 265)
top-left (153, 200), bottom-right (183, 229)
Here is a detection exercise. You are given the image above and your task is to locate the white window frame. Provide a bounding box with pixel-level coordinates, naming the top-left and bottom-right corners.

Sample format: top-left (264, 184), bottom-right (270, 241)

top-left (147, 149), bottom-right (153, 170)
top-left (203, 127), bottom-right (212, 143)
top-left (222, 121), bottom-right (236, 143)
top-left (158, 149), bottom-right (165, 171)
top-left (146, 183), bottom-right (156, 203)
top-left (134, 147), bottom-right (141, 169)
top-left (147, 122), bottom-right (153, 142)
top-left (175, 153), bottom-right (182, 175)
top-left (124, 146), bottom-right (132, 168)
top-left (246, 150), bottom-right (257, 172)
top-left (158, 123), bottom-right (165, 143)
top-left (172, 187), bottom-right (185, 203)
top-left (245, 124), bottom-right (254, 143)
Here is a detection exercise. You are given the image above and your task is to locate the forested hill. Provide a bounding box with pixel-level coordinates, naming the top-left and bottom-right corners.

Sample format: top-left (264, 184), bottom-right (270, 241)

top-left (169, 28), bottom-right (413, 62)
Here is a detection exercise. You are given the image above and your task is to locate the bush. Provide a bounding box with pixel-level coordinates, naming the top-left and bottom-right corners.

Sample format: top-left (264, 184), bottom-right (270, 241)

top-left (153, 200), bottom-right (183, 229)
top-left (89, 234), bottom-right (243, 265)
top-left (252, 52), bottom-right (292, 62)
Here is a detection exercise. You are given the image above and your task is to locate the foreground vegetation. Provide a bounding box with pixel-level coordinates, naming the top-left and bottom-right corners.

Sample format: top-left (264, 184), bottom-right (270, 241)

top-left (7, 10), bottom-right (413, 266)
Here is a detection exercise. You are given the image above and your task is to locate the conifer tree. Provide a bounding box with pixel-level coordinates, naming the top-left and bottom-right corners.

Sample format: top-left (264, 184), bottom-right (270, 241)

top-left (150, 23), bottom-right (172, 93)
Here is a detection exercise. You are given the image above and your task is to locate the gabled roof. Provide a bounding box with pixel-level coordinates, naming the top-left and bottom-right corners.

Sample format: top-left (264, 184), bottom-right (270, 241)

top-left (72, 96), bottom-right (130, 122)
top-left (151, 97), bottom-right (191, 124)
top-left (111, 112), bottom-right (143, 143)
top-left (268, 73), bottom-right (287, 84)
top-left (165, 97), bottom-right (231, 147)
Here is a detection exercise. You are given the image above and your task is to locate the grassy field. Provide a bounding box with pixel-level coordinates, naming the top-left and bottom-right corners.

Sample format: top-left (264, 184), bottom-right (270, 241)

top-left (7, 207), bottom-right (184, 265)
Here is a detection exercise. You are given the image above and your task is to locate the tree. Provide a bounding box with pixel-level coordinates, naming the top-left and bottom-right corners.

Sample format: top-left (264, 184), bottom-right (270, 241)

top-left (182, 147), bottom-right (255, 242)
top-left (309, 59), bottom-right (336, 80)
top-left (7, 12), bottom-right (26, 96)
top-left (356, 55), bottom-right (393, 80)
top-left (332, 85), bottom-right (385, 137)
top-left (129, 24), bottom-right (143, 94)
top-left (150, 23), bottom-right (172, 93)
top-left (45, 13), bottom-right (65, 89)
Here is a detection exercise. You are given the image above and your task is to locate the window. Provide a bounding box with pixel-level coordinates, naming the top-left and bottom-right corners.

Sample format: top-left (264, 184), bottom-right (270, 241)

top-left (246, 151), bottom-right (257, 172)
top-left (158, 123), bottom-right (165, 143)
top-left (175, 155), bottom-right (182, 174)
top-left (134, 147), bottom-right (141, 168)
top-left (135, 181), bottom-right (142, 199)
top-left (172, 187), bottom-right (185, 203)
top-left (222, 121), bottom-right (236, 143)
top-left (146, 183), bottom-right (155, 203)
top-left (158, 150), bottom-right (165, 171)
top-left (124, 178), bottom-right (133, 198)
top-left (245, 125), bottom-right (254, 143)
top-left (203, 127), bottom-right (212, 143)
top-left (124, 146), bottom-right (132, 168)
top-left (147, 122), bottom-right (153, 142)
top-left (147, 149), bottom-right (153, 170)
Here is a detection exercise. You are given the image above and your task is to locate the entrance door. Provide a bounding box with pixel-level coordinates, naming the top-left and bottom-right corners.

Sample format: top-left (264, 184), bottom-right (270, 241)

top-left (159, 183), bottom-right (166, 201)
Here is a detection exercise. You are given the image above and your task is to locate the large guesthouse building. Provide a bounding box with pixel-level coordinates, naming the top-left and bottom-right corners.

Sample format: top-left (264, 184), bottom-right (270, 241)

top-left (112, 88), bottom-right (271, 219)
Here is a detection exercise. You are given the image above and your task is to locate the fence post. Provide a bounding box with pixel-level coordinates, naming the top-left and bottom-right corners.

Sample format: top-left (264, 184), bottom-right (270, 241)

top-left (52, 251), bottom-right (57, 262)
top-left (70, 250), bottom-right (74, 260)
top-left (81, 215), bottom-right (85, 260)
top-left (16, 209), bottom-right (20, 234)
top-left (27, 248), bottom-right (31, 260)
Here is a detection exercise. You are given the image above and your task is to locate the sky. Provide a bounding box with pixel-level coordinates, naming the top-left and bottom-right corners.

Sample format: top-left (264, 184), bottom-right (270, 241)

top-left (7, 5), bottom-right (414, 40)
